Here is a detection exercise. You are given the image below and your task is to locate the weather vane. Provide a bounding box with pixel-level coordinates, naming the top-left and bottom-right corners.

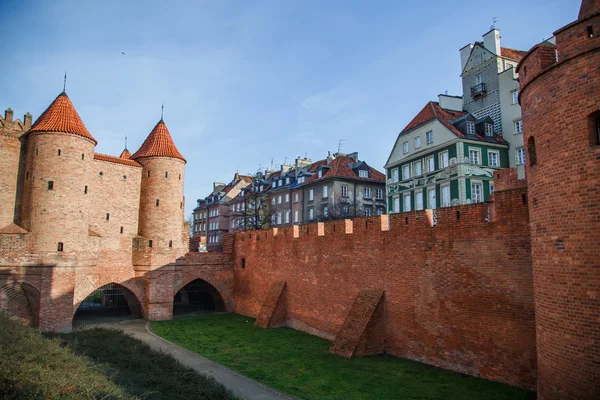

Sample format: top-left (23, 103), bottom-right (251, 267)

top-left (490, 16), bottom-right (498, 31)
top-left (63, 71), bottom-right (67, 92)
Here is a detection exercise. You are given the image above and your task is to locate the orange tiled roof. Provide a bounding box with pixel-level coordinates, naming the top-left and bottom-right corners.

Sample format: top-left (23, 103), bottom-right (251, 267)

top-left (94, 153), bottom-right (142, 167)
top-left (401, 101), bottom-right (466, 137)
top-left (304, 155), bottom-right (385, 185)
top-left (120, 148), bottom-right (132, 159)
top-left (501, 47), bottom-right (527, 61)
top-left (0, 223), bottom-right (28, 234)
top-left (29, 92), bottom-right (97, 144)
top-left (131, 119), bottom-right (186, 162)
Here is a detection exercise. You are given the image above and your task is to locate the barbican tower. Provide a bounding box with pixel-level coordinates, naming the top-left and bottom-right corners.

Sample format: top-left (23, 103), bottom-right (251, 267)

top-left (516, 1), bottom-right (600, 398)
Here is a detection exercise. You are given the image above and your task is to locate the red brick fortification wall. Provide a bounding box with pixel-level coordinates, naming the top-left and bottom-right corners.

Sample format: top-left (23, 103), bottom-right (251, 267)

top-left (233, 181), bottom-right (536, 389)
top-left (0, 111), bottom-right (28, 227)
top-left (516, 6), bottom-right (600, 399)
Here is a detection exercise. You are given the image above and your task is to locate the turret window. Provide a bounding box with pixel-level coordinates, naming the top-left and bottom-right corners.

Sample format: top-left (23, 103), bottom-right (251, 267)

top-left (81, 154), bottom-right (85, 160)
top-left (180, 202), bottom-right (183, 209)
top-left (148, 171), bottom-right (151, 177)
top-left (165, 172), bottom-right (168, 178)
top-left (35, 148), bottom-right (38, 155)
top-left (26, 171), bottom-right (29, 180)
top-left (148, 240), bottom-right (153, 248)
top-left (84, 185), bottom-right (88, 194)
top-left (589, 110), bottom-right (600, 146)
top-left (58, 149), bottom-right (61, 156)
top-left (179, 174), bottom-right (181, 180)
top-left (106, 213), bottom-right (110, 221)
top-left (47, 181), bottom-right (54, 190)
top-left (528, 137), bottom-right (537, 166)
top-left (156, 199), bottom-right (160, 206)
top-left (120, 226), bottom-right (124, 234)
top-left (57, 242), bottom-right (63, 252)
top-left (169, 240), bottom-right (173, 248)
top-left (588, 25), bottom-right (594, 39)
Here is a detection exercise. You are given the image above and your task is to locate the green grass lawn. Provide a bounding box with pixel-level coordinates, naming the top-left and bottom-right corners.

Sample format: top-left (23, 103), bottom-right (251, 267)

top-left (152, 314), bottom-right (535, 400)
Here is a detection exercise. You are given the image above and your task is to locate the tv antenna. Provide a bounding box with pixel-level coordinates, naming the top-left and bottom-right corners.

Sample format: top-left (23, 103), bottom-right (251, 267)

top-left (490, 16), bottom-right (498, 31)
top-left (338, 139), bottom-right (347, 154)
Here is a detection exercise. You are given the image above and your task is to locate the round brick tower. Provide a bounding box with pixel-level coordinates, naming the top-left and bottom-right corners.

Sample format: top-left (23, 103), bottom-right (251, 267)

top-left (131, 118), bottom-right (187, 266)
top-left (21, 92), bottom-right (97, 252)
top-left (516, 1), bottom-right (600, 398)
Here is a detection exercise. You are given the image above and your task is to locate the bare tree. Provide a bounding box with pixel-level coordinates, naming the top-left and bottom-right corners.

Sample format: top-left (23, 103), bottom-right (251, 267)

top-left (229, 191), bottom-right (276, 232)
top-left (316, 200), bottom-right (365, 222)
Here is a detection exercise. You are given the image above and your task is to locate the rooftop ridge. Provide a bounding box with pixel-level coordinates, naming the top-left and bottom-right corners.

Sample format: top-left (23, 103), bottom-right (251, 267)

top-left (131, 120), bottom-right (186, 162)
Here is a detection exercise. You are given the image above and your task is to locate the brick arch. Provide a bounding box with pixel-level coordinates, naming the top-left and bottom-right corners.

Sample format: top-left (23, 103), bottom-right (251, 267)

top-left (72, 277), bottom-right (146, 318)
top-left (173, 271), bottom-right (232, 312)
top-left (0, 282), bottom-right (41, 327)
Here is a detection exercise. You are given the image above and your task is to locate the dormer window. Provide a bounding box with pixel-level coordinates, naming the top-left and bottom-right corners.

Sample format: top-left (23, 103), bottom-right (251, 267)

top-left (485, 123), bottom-right (494, 136)
top-left (467, 121), bottom-right (475, 135)
top-left (359, 170), bottom-right (369, 178)
top-left (273, 181), bottom-right (277, 188)
top-left (286, 177), bottom-right (290, 184)
top-left (318, 170), bottom-right (322, 178)
top-left (260, 185), bottom-right (264, 192)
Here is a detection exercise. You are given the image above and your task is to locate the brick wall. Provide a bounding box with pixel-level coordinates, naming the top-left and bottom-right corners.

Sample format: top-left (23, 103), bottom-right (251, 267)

top-left (233, 181), bottom-right (536, 389)
top-left (518, 9), bottom-right (600, 399)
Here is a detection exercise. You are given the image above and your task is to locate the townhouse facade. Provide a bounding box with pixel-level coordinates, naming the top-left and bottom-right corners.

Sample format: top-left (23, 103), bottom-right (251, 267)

top-left (385, 29), bottom-right (526, 213)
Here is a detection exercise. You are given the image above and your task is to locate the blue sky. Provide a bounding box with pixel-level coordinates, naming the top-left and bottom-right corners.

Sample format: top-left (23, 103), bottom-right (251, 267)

top-left (0, 0), bottom-right (579, 216)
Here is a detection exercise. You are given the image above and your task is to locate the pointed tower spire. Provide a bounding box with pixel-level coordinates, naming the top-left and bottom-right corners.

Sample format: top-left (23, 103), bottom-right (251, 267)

top-left (161, 103), bottom-right (164, 121)
top-left (63, 71), bottom-right (67, 93)
top-left (130, 119), bottom-right (186, 162)
top-left (29, 91), bottom-right (97, 144)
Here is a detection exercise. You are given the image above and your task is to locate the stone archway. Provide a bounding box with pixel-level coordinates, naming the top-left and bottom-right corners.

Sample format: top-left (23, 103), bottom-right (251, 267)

top-left (173, 279), bottom-right (225, 316)
top-left (0, 282), bottom-right (41, 327)
top-left (73, 282), bottom-right (143, 327)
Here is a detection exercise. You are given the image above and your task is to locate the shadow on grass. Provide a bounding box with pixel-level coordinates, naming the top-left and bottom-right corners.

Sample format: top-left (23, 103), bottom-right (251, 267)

top-left (59, 328), bottom-right (239, 400)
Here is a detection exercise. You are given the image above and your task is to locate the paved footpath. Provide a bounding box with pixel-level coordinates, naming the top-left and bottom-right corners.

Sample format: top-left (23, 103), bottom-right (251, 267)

top-left (83, 320), bottom-right (293, 400)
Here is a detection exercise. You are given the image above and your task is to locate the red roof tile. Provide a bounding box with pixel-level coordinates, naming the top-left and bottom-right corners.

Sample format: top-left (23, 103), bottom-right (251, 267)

top-left (29, 92), bottom-right (97, 144)
top-left (401, 102), bottom-right (466, 137)
top-left (501, 47), bottom-right (527, 61)
top-left (0, 223), bottom-right (28, 234)
top-left (120, 148), bottom-right (132, 159)
top-left (94, 153), bottom-right (142, 167)
top-left (304, 156), bottom-right (385, 185)
top-left (131, 120), bottom-right (186, 162)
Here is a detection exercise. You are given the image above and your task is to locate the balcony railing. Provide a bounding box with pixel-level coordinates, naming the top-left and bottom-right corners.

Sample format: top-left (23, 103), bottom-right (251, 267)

top-left (471, 82), bottom-right (487, 98)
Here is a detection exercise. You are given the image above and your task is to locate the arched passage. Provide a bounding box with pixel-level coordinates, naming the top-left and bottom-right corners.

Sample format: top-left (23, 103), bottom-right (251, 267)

top-left (73, 283), bottom-right (142, 326)
top-left (0, 282), bottom-right (40, 327)
top-left (173, 279), bottom-right (225, 316)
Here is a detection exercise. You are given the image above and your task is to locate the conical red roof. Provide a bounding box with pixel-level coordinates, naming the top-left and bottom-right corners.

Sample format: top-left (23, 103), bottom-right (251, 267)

top-left (29, 92), bottom-right (97, 144)
top-left (120, 148), bottom-right (132, 159)
top-left (579, 0), bottom-right (600, 19)
top-left (131, 119), bottom-right (186, 162)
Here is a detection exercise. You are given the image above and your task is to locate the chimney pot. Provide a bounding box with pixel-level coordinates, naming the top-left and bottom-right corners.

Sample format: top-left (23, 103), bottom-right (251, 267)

top-left (5, 108), bottom-right (13, 122)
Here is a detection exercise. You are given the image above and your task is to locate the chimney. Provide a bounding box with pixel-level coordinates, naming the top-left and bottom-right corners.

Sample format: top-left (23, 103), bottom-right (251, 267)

top-left (4, 108), bottom-right (13, 123)
top-left (234, 172), bottom-right (240, 181)
top-left (347, 152), bottom-right (359, 162)
top-left (24, 112), bottom-right (32, 129)
top-left (438, 94), bottom-right (463, 112)
top-left (460, 44), bottom-right (474, 72)
top-left (483, 29), bottom-right (501, 56)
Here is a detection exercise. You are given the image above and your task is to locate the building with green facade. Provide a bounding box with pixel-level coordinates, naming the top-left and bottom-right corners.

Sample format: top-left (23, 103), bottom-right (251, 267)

top-left (385, 96), bottom-right (508, 213)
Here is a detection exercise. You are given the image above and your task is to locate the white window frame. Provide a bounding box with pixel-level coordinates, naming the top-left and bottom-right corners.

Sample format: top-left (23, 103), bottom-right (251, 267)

top-left (277, 212), bottom-right (282, 225)
top-left (364, 208), bottom-right (371, 217)
top-left (294, 210), bottom-right (299, 223)
top-left (359, 170), bottom-right (369, 178)
top-left (415, 191), bottom-right (424, 211)
top-left (402, 165), bottom-right (410, 180)
top-left (403, 193), bottom-right (411, 212)
top-left (393, 196), bottom-right (400, 213)
top-left (323, 186), bottom-right (328, 198)
top-left (286, 177), bottom-right (290, 184)
top-left (469, 148), bottom-right (481, 165)
top-left (488, 150), bottom-right (500, 167)
top-left (426, 130), bottom-right (433, 144)
top-left (364, 187), bottom-right (371, 198)
top-left (441, 184), bottom-right (451, 207)
top-left (413, 160), bottom-right (422, 176)
top-left (309, 189), bottom-right (314, 201)
top-left (485, 123), bottom-right (493, 136)
top-left (415, 136), bottom-right (421, 149)
top-left (471, 181), bottom-right (483, 203)
top-left (271, 197), bottom-right (276, 205)
top-left (341, 184), bottom-right (348, 197)
top-left (294, 193), bottom-right (299, 202)
top-left (467, 121), bottom-right (475, 135)
top-left (425, 156), bottom-right (434, 173)
top-left (323, 206), bottom-right (329, 218)
top-left (427, 187), bottom-right (436, 210)
top-left (476, 74), bottom-right (483, 85)
top-left (376, 189), bottom-right (383, 200)
top-left (516, 147), bottom-right (526, 165)
top-left (392, 168), bottom-right (399, 182)
top-left (308, 208), bottom-right (314, 220)
top-left (403, 142), bottom-right (409, 153)
top-left (440, 151), bottom-right (449, 168)
top-left (511, 90), bottom-right (519, 105)
top-left (278, 195), bottom-right (282, 204)
top-left (285, 211), bottom-right (290, 223)
top-left (318, 170), bottom-right (322, 178)
top-left (514, 119), bottom-right (523, 134)
top-left (285, 193), bottom-right (290, 202)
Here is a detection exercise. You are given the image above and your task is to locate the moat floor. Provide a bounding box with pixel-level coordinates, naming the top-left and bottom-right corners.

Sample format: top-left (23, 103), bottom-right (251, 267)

top-left (151, 314), bottom-right (536, 400)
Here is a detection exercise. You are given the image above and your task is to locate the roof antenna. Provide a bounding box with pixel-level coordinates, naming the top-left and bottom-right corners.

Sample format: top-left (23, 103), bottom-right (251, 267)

top-left (63, 71), bottom-right (67, 93)
top-left (124, 135), bottom-right (128, 150)
top-left (490, 16), bottom-right (498, 31)
top-left (338, 139), bottom-right (347, 154)
top-left (161, 103), bottom-right (164, 120)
